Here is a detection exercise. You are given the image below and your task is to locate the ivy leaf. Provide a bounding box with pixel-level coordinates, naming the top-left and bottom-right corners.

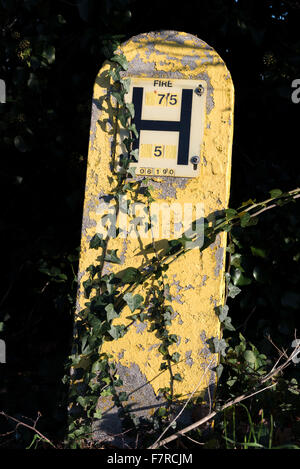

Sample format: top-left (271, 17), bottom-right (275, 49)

top-left (173, 373), bottom-right (183, 382)
top-left (158, 407), bottom-right (167, 417)
top-left (126, 102), bottom-right (135, 118)
top-left (232, 269), bottom-right (252, 287)
top-left (105, 303), bottom-right (119, 322)
top-left (42, 45), bottom-right (55, 64)
top-left (215, 305), bottom-right (229, 322)
top-left (121, 78), bottom-right (131, 94)
top-left (83, 278), bottom-right (93, 298)
top-left (244, 350), bottom-right (257, 368)
top-left (89, 233), bottom-right (105, 249)
top-left (117, 107), bottom-right (129, 128)
top-left (168, 334), bottom-right (178, 343)
top-left (250, 246), bottom-right (267, 258)
top-left (223, 316), bottom-right (236, 331)
top-left (108, 324), bottom-right (126, 340)
top-left (207, 337), bottom-right (228, 357)
top-left (77, 396), bottom-right (88, 409)
top-left (108, 67), bottom-right (121, 82)
top-left (104, 249), bottom-right (121, 264)
top-left (118, 391), bottom-right (128, 402)
top-left (130, 149), bottom-right (139, 161)
top-left (171, 352), bottom-right (180, 363)
top-left (240, 212), bottom-right (251, 227)
top-left (126, 166), bottom-right (136, 178)
top-left (123, 292), bottom-right (144, 312)
top-left (215, 363), bottom-right (224, 378)
top-left (225, 208), bottom-right (238, 220)
top-left (269, 188), bottom-right (282, 198)
top-left (93, 409), bottom-right (102, 420)
top-left (110, 53), bottom-right (128, 70)
top-left (291, 339), bottom-right (300, 364)
top-left (228, 283), bottom-right (242, 298)
top-left (127, 123), bottom-right (139, 138)
top-left (118, 267), bottom-right (142, 285)
top-left (91, 361), bottom-right (104, 373)
top-left (159, 362), bottom-right (168, 371)
top-left (111, 90), bottom-right (125, 105)
top-left (158, 344), bottom-right (168, 356)
top-left (139, 312), bottom-right (147, 322)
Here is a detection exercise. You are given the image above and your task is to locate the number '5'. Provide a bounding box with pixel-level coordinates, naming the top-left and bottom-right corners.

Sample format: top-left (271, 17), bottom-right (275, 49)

top-left (154, 145), bottom-right (163, 157)
top-left (169, 94), bottom-right (177, 105)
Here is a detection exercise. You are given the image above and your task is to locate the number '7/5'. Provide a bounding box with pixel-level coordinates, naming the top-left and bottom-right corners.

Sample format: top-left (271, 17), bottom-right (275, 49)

top-left (158, 93), bottom-right (178, 105)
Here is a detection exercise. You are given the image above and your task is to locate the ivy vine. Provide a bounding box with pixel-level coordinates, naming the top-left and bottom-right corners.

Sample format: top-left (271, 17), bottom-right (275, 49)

top-left (64, 49), bottom-right (300, 448)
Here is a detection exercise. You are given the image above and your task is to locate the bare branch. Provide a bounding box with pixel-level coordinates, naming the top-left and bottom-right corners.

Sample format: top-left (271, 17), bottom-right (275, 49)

top-left (148, 339), bottom-right (299, 449)
top-left (0, 411), bottom-right (56, 448)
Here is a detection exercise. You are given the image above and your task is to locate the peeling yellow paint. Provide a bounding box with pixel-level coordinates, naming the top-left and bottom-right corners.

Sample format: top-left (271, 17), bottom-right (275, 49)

top-left (76, 31), bottom-right (234, 420)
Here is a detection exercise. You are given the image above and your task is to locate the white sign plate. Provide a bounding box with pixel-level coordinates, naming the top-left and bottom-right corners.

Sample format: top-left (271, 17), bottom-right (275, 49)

top-left (125, 78), bottom-right (206, 178)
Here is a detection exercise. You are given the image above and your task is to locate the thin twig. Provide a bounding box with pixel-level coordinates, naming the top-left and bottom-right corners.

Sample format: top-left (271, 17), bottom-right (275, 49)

top-left (148, 383), bottom-right (276, 449)
top-left (0, 411), bottom-right (56, 448)
top-left (148, 341), bottom-right (299, 449)
top-left (150, 358), bottom-right (214, 449)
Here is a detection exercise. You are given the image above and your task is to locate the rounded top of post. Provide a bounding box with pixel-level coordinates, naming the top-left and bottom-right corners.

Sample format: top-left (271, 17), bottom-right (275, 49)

top-left (121, 30), bottom-right (213, 49)
top-left (117, 30), bottom-right (232, 84)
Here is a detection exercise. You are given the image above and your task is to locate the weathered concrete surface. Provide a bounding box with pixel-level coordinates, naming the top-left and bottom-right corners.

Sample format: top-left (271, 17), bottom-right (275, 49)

top-left (75, 30), bottom-right (234, 443)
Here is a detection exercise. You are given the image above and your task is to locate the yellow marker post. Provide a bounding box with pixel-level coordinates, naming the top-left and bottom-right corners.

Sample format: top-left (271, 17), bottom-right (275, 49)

top-left (73, 31), bottom-right (234, 444)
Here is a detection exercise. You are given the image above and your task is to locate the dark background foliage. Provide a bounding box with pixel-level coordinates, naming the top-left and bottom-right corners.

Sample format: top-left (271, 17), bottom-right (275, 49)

top-left (0, 0), bottom-right (299, 447)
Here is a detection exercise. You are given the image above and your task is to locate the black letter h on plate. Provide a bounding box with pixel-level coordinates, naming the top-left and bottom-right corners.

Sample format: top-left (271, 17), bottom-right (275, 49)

top-left (132, 87), bottom-right (193, 165)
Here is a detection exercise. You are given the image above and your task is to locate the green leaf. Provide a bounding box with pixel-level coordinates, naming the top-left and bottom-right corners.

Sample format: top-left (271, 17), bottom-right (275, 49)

top-left (104, 249), bottom-right (121, 264)
top-left (253, 265), bottom-right (268, 283)
top-left (121, 78), bottom-right (131, 93)
top-left (159, 362), bottom-right (168, 371)
top-left (225, 208), bottom-right (238, 220)
top-left (173, 373), bottom-right (183, 382)
top-left (123, 292), bottom-right (144, 312)
top-left (26, 434), bottom-right (43, 449)
top-left (223, 316), bottom-right (236, 331)
top-left (269, 188), bottom-right (282, 198)
top-left (93, 409), bottom-right (102, 420)
top-left (42, 45), bottom-right (55, 64)
top-left (240, 212), bottom-right (251, 227)
top-left (89, 233), bottom-right (105, 249)
top-left (118, 107), bottom-right (129, 127)
top-left (250, 246), bottom-right (267, 258)
top-left (230, 253), bottom-right (243, 269)
top-left (111, 90), bottom-right (125, 105)
top-left (228, 282), bottom-right (242, 297)
top-left (105, 303), bottom-right (119, 322)
top-left (118, 391), bottom-right (128, 402)
top-left (127, 123), bottom-right (139, 138)
top-left (158, 344), bottom-right (168, 356)
top-left (208, 337), bottom-right (228, 357)
top-left (83, 278), bottom-right (93, 298)
top-left (158, 407), bottom-right (167, 417)
top-left (168, 334), bottom-right (178, 343)
top-left (91, 361), bottom-right (104, 373)
top-left (215, 363), bottom-right (224, 378)
top-left (126, 102), bottom-right (135, 118)
top-left (139, 312), bottom-right (147, 322)
top-left (108, 67), bottom-right (121, 82)
top-left (111, 53), bottom-right (128, 70)
top-left (232, 269), bottom-right (252, 287)
top-left (171, 352), bottom-right (180, 363)
top-left (108, 324), bottom-right (126, 340)
top-left (118, 267), bottom-right (142, 284)
top-left (244, 350), bottom-right (257, 367)
top-left (215, 305), bottom-right (229, 322)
